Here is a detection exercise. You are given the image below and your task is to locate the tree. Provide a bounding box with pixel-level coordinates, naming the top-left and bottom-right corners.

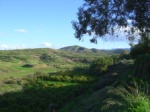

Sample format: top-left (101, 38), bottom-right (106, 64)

top-left (72, 0), bottom-right (150, 44)
top-left (90, 57), bottom-right (113, 75)
top-left (130, 42), bottom-right (150, 58)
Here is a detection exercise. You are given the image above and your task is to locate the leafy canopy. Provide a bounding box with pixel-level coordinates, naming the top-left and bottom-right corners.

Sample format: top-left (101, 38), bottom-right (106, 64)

top-left (72, 0), bottom-right (150, 43)
top-left (90, 57), bottom-right (113, 75)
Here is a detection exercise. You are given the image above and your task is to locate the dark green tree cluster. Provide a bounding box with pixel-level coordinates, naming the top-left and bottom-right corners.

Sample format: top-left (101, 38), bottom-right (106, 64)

top-left (130, 42), bottom-right (150, 59)
top-left (40, 53), bottom-right (55, 62)
top-left (90, 57), bottom-right (113, 75)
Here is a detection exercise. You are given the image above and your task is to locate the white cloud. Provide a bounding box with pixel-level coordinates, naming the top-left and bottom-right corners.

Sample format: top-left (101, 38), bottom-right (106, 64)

top-left (14, 29), bottom-right (28, 33)
top-left (41, 42), bottom-right (65, 49)
top-left (0, 44), bottom-right (27, 50)
top-left (42, 42), bottom-right (52, 48)
top-left (1, 44), bottom-right (9, 49)
top-left (0, 43), bottom-right (65, 50)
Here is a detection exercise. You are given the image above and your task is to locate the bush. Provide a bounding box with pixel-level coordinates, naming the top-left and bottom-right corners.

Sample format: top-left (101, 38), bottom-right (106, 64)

top-left (3, 79), bottom-right (17, 84)
top-left (22, 64), bottom-right (34, 68)
top-left (111, 54), bottom-right (120, 63)
top-left (90, 57), bottom-right (113, 75)
top-left (102, 84), bottom-right (150, 112)
top-left (40, 53), bottom-right (55, 62)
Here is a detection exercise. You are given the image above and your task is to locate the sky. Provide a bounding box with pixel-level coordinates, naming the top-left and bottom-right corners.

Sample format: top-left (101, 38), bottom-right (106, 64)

top-left (0, 0), bottom-right (131, 50)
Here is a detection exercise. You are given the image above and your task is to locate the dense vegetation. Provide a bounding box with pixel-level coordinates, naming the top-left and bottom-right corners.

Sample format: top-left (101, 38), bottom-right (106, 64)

top-left (0, 46), bottom-right (149, 112)
top-left (0, 0), bottom-right (149, 111)
top-left (71, 0), bottom-right (150, 111)
top-left (0, 70), bottom-right (97, 112)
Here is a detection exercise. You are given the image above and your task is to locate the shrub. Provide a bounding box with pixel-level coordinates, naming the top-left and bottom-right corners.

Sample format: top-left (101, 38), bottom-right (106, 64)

top-left (40, 53), bottom-right (55, 62)
top-left (0, 55), bottom-right (13, 62)
top-left (111, 54), bottom-right (120, 64)
top-left (22, 64), bottom-right (34, 68)
top-left (3, 79), bottom-right (17, 84)
top-left (102, 84), bottom-right (150, 112)
top-left (90, 57), bottom-right (113, 75)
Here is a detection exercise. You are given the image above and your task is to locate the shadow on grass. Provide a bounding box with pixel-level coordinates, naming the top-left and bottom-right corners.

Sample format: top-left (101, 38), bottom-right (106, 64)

top-left (0, 79), bottom-right (91, 112)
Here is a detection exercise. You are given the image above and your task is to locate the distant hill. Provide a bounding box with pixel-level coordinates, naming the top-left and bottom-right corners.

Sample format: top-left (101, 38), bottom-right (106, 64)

top-left (110, 48), bottom-right (130, 54)
top-left (59, 45), bottom-right (130, 55)
top-left (59, 45), bottom-right (92, 53)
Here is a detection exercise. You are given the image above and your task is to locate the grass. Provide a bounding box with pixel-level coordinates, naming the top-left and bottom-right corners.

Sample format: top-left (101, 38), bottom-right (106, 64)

top-left (0, 62), bottom-right (34, 80)
top-left (0, 48), bottom-right (148, 112)
top-left (0, 68), bottom-right (96, 112)
top-left (0, 48), bottom-right (94, 95)
top-left (0, 62), bottom-right (73, 80)
top-left (0, 61), bottom-right (87, 81)
top-left (102, 85), bottom-right (150, 112)
top-left (38, 80), bottom-right (79, 86)
top-left (0, 83), bottom-right (22, 94)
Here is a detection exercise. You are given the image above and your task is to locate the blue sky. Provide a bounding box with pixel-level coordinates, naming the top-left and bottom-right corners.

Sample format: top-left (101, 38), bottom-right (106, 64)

top-left (0, 0), bottom-right (130, 50)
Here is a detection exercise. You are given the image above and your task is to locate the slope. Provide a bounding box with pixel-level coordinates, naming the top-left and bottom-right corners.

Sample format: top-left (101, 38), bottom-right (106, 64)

top-left (59, 45), bottom-right (130, 55)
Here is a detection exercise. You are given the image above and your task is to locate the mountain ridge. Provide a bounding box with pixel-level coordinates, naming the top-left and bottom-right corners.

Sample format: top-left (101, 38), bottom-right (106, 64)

top-left (59, 45), bottom-right (130, 54)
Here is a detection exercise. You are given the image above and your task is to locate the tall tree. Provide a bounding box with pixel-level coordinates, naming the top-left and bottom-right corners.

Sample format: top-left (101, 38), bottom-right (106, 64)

top-left (72, 0), bottom-right (150, 44)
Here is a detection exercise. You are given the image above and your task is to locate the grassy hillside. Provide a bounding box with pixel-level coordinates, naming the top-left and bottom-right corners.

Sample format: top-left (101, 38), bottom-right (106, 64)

top-left (0, 47), bottom-right (149, 112)
top-left (0, 47), bottom-right (98, 94)
top-left (0, 47), bottom-right (106, 80)
top-left (0, 48), bottom-right (81, 80)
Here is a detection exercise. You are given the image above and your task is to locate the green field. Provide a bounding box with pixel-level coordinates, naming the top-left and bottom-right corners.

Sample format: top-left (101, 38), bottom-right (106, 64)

top-left (0, 48), bottom-right (97, 94)
top-left (0, 48), bottom-right (87, 80)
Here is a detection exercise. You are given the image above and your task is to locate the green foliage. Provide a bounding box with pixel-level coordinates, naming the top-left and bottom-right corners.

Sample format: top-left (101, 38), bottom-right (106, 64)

top-left (102, 84), bottom-right (150, 112)
top-left (3, 79), bottom-right (17, 84)
top-left (36, 70), bottom-right (96, 84)
top-left (134, 54), bottom-right (150, 79)
top-left (0, 55), bottom-right (13, 62)
top-left (22, 64), bottom-right (34, 68)
top-left (0, 48), bottom-right (95, 80)
top-left (0, 47), bottom-right (148, 112)
top-left (40, 53), bottom-right (55, 62)
top-left (90, 57), bottom-right (113, 75)
top-left (111, 53), bottom-right (134, 65)
top-left (119, 53), bottom-right (131, 60)
top-left (72, 0), bottom-right (149, 44)
top-left (111, 54), bottom-right (120, 63)
top-left (0, 70), bottom-right (95, 112)
top-left (130, 42), bottom-right (150, 59)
